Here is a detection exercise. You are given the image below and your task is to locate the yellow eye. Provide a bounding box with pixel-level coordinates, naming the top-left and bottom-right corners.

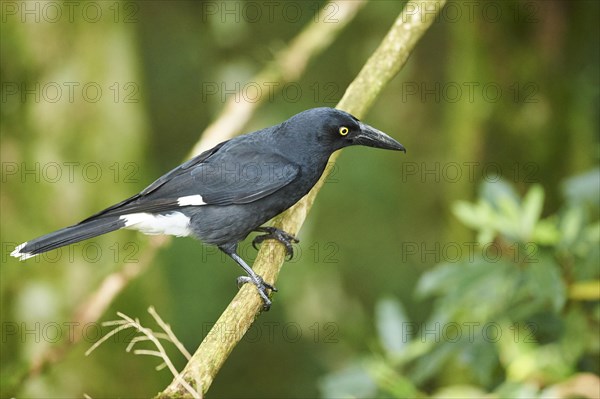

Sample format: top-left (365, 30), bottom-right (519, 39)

top-left (339, 126), bottom-right (349, 136)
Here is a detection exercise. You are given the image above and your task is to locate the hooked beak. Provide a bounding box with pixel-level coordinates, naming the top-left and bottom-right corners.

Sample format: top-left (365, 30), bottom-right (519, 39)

top-left (354, 121), bottom-right (406, 152)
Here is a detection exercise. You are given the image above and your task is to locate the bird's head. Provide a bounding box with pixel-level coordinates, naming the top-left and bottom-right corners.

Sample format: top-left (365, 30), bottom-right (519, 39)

top-left (289, 108), bottom-right (406, 154)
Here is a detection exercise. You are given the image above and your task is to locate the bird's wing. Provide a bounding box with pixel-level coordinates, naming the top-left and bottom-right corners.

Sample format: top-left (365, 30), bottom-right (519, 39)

top-left (141, 140), bottom-right (231, 196)
top-left (80, 141), bottom-right (228, 222)
top-left (82, 139), bottom-right (300, 220)
top-left (146, 143), bottom-right (301, 206)
top-left (188, 140), bottom-right (301, 205)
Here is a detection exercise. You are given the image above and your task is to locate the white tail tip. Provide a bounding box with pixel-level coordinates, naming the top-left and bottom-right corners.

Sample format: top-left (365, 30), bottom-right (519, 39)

top-left (11, 242), bottom-right (36, 261)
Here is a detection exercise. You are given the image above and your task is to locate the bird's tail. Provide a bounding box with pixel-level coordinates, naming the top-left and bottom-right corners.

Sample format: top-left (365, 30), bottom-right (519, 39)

top-left (11, 217), bottom-right (125, 260)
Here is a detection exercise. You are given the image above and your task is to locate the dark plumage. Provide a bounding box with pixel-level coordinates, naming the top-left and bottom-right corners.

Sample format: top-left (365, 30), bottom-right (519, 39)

top-left (12, 107), bottom-right (405, 309)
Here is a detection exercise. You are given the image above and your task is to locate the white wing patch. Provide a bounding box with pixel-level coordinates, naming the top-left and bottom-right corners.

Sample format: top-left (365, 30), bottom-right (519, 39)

top-left (177, 194), bottom-right (206, 206)
top-left (11, 242), bottom-right (35, 260)
top-left (120, 212), bottom-right (192, 237)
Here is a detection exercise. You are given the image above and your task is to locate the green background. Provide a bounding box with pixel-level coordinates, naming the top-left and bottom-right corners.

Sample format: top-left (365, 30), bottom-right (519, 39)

top-left (1, 1), bottom-right (598, 398)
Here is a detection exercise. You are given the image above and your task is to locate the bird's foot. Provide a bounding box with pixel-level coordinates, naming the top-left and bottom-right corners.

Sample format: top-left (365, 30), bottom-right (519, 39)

top-left (252, 227), bottom-right (299, 259)
top-left (237, 275), bottom-right (278, 311)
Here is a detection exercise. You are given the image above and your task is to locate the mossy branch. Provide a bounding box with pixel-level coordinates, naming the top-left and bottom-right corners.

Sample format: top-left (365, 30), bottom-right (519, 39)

top-left (158, 1), bottom-right (447, 397)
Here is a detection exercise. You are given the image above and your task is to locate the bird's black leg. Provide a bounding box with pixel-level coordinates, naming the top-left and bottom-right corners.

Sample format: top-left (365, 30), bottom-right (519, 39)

top-left (252, 226), bottom-right (299, 259)
top-left (219, 244), bottom-right (277, 311)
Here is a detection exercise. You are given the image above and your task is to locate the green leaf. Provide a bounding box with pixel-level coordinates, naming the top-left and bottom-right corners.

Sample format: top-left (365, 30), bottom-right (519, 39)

top-left (521, 184), bottom-right (544, 240)
top-left (453, 200), bottom-right (502, 244)
top-left (559, 308), bottom-right (592, 366)
top-left (497, 195), bottom-right (522, 240)
top-left (418, 259), bottom-right (517, 323)
top-left (415, 262), bottom-right (462, 299)
top-left (409, 342), bottom-right (457, 384)
top-left (319, 361), bottom-right (377, 399)
top-left (525, 256), bottom-right (567, 312)
top-left (467, 340), bottom-right (500, 386)
top-left (452, 200), bottom-right (485, 229)
top-left (562, 167), bottom-right (600, 206)
top-left (477, 228), bottom-right (496, 245)
top-left (375, 298), bottom-right (410, 355)
top-left (480, 179), bottom-right (520, 210)
top-left (368, 360), bottom-right (421, 398)
top-left (559, 206), bottom-right (584, 248)
top-left (584, 221), bottom-right (600, 243)
top-left (532, 217), bottom-right (560, 245)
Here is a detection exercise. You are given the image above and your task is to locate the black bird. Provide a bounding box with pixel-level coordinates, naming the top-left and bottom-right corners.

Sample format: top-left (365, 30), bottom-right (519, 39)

top-left (11, 107), bottom-right (405, 309)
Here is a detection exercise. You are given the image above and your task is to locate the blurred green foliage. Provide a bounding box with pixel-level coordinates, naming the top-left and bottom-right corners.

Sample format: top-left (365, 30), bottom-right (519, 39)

top-left (1, 1), bottom-right (598, 398)
top-left (320, 175), bottom-right (599, 398)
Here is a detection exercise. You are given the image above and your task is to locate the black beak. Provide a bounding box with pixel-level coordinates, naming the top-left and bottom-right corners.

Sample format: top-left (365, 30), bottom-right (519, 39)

top-left (354, 121), bottom-right (406, 152)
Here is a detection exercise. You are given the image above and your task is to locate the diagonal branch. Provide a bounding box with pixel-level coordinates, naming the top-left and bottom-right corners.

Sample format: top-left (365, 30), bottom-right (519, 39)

top-left (159, 1), bottom-right (447, 397)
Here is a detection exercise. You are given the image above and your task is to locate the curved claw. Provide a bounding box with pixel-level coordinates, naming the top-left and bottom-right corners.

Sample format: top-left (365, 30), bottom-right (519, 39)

top-left (236, 275), bottom-right (251, 289)
top-left (252, 237), bottom-right (262, 252)
top-left (236, 275), bottom-right (278, 292)
top-left (236, 275), bottom-right (278, 311)
top-left (260, 278), bottom-right (278, 292)
top-left (252, 227), bottom-right (299, 260)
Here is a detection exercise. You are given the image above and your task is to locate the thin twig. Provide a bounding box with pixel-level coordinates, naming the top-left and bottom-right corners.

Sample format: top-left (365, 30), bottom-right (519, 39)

top-left (159, 1), bottom-right (447, 397)
top-left (149, 306), bottom-right (192, 360)
top-left (84, 322), bottom-right (129, 357)
top-left (132, 349), bottom-right (164, 358)
top-left (86, 310), bottom-right (200, 398)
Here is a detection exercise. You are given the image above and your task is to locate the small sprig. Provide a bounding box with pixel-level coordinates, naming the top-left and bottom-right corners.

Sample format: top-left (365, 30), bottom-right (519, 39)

top-left (86, 307), bottom-right (198, 398)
